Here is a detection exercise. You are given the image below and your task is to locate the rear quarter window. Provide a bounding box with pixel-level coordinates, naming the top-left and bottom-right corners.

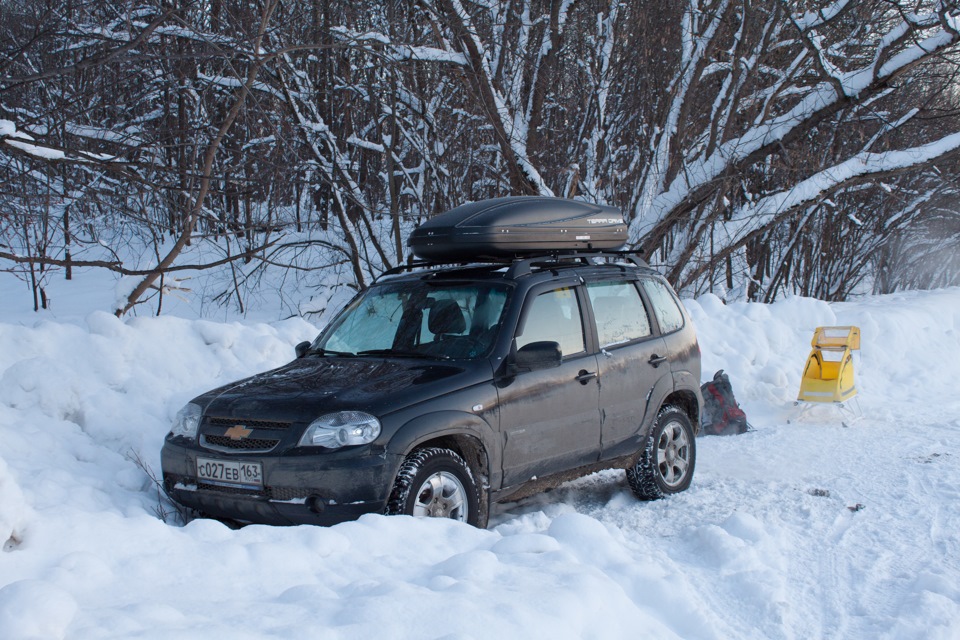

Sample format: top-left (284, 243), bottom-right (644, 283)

top-left (586, 281), bottom-right (652, 348)
top-left (641, 278), bottom-right (685, 334)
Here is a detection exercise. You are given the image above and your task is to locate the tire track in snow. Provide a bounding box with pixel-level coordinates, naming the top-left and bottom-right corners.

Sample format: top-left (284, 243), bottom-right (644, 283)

top-left (491, 412), bottom-right (960, 639)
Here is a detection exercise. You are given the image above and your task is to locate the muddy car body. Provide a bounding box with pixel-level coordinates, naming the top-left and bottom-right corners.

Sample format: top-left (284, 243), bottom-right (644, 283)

top-left (161, 198), bottom-right (702, 527)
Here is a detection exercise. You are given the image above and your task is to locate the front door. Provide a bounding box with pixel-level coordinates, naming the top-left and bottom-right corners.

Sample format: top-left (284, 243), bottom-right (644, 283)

top-left (498, 285), bottom-right (602, 487)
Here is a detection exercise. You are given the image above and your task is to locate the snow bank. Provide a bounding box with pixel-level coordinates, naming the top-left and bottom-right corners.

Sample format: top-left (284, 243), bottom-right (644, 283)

top-left (1, 290), bottom-right (959, 638)
top-left (686, 288), bottom-right (960, 422)
top-left (0, 455), bottom-right (30, 552)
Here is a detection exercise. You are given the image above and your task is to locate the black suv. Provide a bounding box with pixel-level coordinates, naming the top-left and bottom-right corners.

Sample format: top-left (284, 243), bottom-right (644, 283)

top-left (162, 199), bottom-right (702, 528)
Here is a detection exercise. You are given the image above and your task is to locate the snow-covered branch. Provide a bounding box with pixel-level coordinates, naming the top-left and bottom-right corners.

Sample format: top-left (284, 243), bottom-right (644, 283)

top-left (722, 130), bottom-right (960, 246)
top-left (635, 2), bottom-right (960, 249)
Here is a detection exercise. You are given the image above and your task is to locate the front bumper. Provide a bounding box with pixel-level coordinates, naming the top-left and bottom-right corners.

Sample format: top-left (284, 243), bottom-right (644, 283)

top-left (161, 437), bottom-right (400, 526)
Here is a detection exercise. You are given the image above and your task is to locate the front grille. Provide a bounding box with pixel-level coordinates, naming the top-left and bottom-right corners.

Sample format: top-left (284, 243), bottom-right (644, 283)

top-left (201, 434), bottom-right (280, 451)
top-left (195, 482), bottom-right (311, 502)
top-left (269, 486), bottom-right (311, 501)
top-left (197, 481), bottom-right (261, 496)
top-left (167, 473), bottom-right (314, 503)
top-left (206, 416), bottom-right (292, 431)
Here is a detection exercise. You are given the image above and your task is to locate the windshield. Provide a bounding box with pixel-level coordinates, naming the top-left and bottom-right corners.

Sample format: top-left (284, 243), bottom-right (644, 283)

top-left (314, 280), bottom-right (510, 360)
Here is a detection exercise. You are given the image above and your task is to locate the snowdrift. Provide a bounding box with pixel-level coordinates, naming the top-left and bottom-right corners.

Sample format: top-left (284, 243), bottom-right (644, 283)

top-left (1, 290), bottom-right (959, 639)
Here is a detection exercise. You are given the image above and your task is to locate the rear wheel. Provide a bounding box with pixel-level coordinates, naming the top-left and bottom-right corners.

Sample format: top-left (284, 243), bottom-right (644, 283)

top-left (627, 405), bottom-right (696, 500)
top-left (386, 447), bottom-right (486, 527)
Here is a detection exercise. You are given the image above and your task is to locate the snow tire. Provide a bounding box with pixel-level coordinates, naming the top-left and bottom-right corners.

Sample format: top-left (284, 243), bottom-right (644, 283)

top-left (627, 405), bottom-right (696, 500)
top-left (385, 447), bottom-right (486, 528)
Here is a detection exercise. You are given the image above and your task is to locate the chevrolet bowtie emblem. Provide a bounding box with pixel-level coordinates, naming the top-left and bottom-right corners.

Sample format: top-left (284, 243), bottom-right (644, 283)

top-left (224, 425), bottom-right (252, 440)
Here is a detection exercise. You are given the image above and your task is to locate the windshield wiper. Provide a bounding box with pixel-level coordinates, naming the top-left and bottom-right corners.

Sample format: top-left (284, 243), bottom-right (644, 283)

top-left (307, 348), bottom-right (357, 357)
top-left (356, 349), bottom-right (450, 361)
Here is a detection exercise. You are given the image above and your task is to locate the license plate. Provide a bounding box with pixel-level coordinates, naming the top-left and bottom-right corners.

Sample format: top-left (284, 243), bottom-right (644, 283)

top-left (196, 457), bottom-right (263, 488)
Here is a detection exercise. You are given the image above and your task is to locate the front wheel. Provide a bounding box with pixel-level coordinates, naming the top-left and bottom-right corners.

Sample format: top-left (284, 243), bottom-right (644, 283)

top-left (385, 447), bottom-right (486, 527)
top-left (627, 405), bottom-right (696, 500)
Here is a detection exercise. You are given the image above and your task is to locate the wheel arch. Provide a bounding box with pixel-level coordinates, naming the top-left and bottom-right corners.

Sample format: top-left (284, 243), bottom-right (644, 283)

top-left (408, 433), bottom-right (490, 490)
top-left (386, 410), bottom-right (496, 497)
top-left (661, 389), bottom-right (701, 435)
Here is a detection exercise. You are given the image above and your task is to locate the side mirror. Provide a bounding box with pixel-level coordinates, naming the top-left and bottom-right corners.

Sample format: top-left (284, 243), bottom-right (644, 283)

top-left (513, 341), bottom-right (562, 372)
top-left (295, 341), bottom-right (311, 358)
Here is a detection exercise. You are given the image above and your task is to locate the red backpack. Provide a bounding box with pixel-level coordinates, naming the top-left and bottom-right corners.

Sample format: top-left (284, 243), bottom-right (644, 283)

top-left (700, 370), bottom-right (749, 436)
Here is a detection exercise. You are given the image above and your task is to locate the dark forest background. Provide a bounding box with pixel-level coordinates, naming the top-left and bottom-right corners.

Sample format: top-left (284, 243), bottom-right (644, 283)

top-left (2, 0), bottom-right (960, 316)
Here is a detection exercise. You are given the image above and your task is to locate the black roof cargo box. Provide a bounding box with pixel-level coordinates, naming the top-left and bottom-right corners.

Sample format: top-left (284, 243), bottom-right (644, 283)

top-left (408, 196), bottom-right (628, 261)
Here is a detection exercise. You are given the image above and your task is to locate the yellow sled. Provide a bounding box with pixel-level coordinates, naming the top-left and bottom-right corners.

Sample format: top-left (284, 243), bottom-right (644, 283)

top-left (797, 326), bottom-right (860, 403)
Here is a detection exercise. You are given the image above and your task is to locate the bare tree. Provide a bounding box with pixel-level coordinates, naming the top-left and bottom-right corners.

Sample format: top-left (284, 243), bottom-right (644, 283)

top-left (3, 0), bottom-right (960, 316)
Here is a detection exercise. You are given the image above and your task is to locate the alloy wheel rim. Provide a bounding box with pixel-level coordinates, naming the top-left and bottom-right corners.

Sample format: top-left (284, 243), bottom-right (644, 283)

top-left (656, 420), bottom-right (691, 487)
top-left (412, 471), bottom-right (468, 521)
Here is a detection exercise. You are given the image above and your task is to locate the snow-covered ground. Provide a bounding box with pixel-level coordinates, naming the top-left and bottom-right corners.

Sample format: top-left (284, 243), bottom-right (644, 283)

top-left (1, 282), bottom-right (959, 639)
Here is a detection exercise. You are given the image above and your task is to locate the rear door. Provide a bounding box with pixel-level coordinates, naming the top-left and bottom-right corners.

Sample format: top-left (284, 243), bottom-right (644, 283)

top-left (639, 275), bottom-right (701, 403)
top-left (585, 278), bottom-right (672, 460)
top-left (498, 284), bottom-right (602, 487)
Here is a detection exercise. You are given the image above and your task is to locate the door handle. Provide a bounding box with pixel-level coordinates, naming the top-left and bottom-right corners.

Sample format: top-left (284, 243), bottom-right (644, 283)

top-left (648, 354), bottom-right (667, 368)
top-left (576, 370), bottom-right (598, 384)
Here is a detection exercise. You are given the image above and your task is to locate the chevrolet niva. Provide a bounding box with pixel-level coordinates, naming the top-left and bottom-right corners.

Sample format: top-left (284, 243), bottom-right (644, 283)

top-left (161, 197), bottom-right (703, 528)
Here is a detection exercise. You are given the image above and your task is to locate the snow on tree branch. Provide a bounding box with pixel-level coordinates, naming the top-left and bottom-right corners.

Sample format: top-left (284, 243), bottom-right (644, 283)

top-left (721, 130), bottom-right (960, 246)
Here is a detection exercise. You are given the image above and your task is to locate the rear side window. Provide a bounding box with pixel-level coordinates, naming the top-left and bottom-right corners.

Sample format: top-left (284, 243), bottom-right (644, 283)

top-left (517, 287), bottom-right (585, 357)
top-left (641, 279), bottom-right (685, 334)
top-left (586, 281), bottom-right (652, 348)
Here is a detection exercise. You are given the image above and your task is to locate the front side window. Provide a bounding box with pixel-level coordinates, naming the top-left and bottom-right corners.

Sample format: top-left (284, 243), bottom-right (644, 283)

top-left (516, 287), bottom-right (585, 357)
top-left (317, 281), bottom-right (509, 359)
top-left (641, 278), bottom-right (685, 334)
top-left (586, 281), bottom-right (652, 348)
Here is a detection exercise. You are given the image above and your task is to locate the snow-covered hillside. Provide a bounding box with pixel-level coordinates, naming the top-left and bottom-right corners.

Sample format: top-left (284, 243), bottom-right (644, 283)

top-left (1, 289), bottom-right (958, 639)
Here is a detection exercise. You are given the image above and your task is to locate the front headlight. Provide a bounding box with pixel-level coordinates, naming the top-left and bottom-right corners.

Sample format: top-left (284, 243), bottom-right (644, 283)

top-left (298, 411), bottom-right (381, 449)
top-left (170, 402), bottom-right (202, 439)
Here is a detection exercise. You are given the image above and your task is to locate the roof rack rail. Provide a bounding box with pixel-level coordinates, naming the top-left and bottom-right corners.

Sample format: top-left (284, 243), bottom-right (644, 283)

top-left (505, 251), bottom-right (648, 278)
top-left (377, 259), bottom-right (482, 280)
top-left (376, 250), bottom-right (648, 281)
